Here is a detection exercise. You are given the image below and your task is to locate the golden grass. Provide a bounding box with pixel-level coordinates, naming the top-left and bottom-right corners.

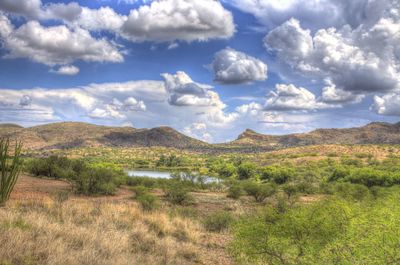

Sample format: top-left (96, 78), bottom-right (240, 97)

top-left (0, 199), bottom-right (228, 265)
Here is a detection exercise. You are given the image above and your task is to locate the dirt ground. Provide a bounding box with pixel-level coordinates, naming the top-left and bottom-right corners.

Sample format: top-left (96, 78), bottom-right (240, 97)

top-left (10, 175), bottom-right (135, 202)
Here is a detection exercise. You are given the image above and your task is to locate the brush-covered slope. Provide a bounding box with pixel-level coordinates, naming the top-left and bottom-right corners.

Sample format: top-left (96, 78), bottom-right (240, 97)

top-left (0, 122), bottom-right (209, 150)
top-left (230, 122), bottom-right (400, 149)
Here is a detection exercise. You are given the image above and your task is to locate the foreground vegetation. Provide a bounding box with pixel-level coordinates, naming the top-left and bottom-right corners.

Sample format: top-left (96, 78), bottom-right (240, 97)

top-left (3, 143), bottom-right (400, 264)
top-left (0, 199), bottom-right (223, 265)
top-left (0, 139), bottom-right (22, 205)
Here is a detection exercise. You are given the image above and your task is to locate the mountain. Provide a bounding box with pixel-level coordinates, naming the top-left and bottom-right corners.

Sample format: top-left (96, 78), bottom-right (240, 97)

top-left (1, 121), bottom-right (400, 152)
top-left (0, 122), bottom-right (209, 150)
top-left (229, 122), bottom-right (400, 149)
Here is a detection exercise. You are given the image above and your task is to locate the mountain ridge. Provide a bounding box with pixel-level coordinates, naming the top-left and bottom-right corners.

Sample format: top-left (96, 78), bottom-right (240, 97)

top-left (1, 121), bottom-right (400, 151)
top-left (232, 122), bottom-right (400, 149)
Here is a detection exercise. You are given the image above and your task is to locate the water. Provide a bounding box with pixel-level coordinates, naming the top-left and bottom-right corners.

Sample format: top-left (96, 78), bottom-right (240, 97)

top-left (126, 170), bottom-right (220, 183)
top-left (126, 170), bottom-right (172, 179)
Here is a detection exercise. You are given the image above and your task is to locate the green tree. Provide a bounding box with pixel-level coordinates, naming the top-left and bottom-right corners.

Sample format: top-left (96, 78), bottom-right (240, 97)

top-left (237, 162), bottom-right (257, 180)
top-left (232, 199), bottom-right (351, 264)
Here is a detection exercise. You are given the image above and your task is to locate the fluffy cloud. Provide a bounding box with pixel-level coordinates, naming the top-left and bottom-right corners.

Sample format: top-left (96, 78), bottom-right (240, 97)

top-left (89, 97), bottom-right (146, 119)
top-left (162, 71), bottom-right (238, 126)
top-left (42, 2), bottom-right (82, 21)
top-left (321, 82), bottom-right (364, 104)
top-left (121, 0), bottom-right (235, 42)
top-left (0, 0), bottom-right (42, 18)
top-left (227, 0), bottom-right (393, 30)
top-left (52, 65), bottom-right (80, 76)
top-left (264, 14), bottom-right (400, 102)
top-left (75, 7), bottom-right (127, 32)
top-left (0, 75), bottom-right (241, 141)
top-left (0, 0), bottom-right (83, 21)
top-left (211, 48), bottom-right (268, 84)
top-left (264, 18), bottom-right (313, 65)
top-left (162, 71), bottom-right (222, 107)
top-left (372, 93), bottom-right (400, 116)
top-left (0, 81), bottom-right (159, 126)
top-left (264, 84), bottom-right (329, 111)
top-left (0, 15), bottom-right (123, 66)
top-left (183, 122), bottom-right (212, 142)
top-left (236, 102), bottom-right (263, 117)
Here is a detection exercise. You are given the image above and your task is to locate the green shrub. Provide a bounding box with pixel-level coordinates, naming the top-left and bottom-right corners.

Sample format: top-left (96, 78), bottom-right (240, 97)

top-left (126, 176), bottom-right (157, 188)
top-left (341, 157), bottom-right (363, 166)
top-left (295, 182), bottom-right (317, 194)
top-left (282, 183), bottom-right (299, 198)
top-left (131, 185), bottom-right (149, 198)
top-left (164, 183), bottom-right (193, 205)
top-left (243, 181), bottom-right (277, 203)
top-left (328, 166), bottom-right (350, 182)
top-left (137, 194), bottom-right (159, 211)
top-left (26, 156), bottom-right (126, 195)
top-left (334, 183), bottom-right (371, 201)
top-left (74, 167), bottom-right (120, 195)
top-left (261, 166), bottom-right (295, 184)
top-left (346, 168), bottom-right (392, 187)
top-left (227, 184), bottom-right (243, 199)
top-left (231, 199), bottom-right (351, 264)
top-left (204, 211), bottom-right (234, 232)
top-left (237, 162), bottom-right (257, 180)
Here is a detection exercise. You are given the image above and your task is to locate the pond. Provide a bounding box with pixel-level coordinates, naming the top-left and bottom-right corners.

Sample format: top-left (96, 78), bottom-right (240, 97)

top-left (126, 170), bottom-right (173, 179)
top-left (126, 170), bottom-right (221, 183)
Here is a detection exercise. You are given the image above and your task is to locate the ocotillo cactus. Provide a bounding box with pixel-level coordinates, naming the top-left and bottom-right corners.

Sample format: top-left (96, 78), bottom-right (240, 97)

top-left (0, 138), bottom-right (23, 206)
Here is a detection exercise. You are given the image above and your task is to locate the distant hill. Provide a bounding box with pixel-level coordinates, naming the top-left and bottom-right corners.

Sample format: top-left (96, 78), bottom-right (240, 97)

top-left (228, 122), bottom-right (400, 150)
top-left (1, 121), bottom-right (400, 151)
top-left (0, 122), bottom-right (209, 150)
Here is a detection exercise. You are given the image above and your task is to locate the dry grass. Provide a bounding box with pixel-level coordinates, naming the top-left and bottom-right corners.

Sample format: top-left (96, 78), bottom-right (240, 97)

top-left (0, 198), bottom-right (233, 265)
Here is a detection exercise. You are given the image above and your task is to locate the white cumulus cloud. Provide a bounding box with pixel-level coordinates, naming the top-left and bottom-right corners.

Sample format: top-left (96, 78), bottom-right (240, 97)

top-left (0, 15), bottom-right (124, 66)
top-left (264, 84), bottom-right (330, 111)
top-left (212, 48), bottom-right (268, 84)
top-left (372, 93), bottom-right (400, 116)
top-left (52, 65), bottom-right (80, 76)
top-left (121, 0), bottom-right (235, 42)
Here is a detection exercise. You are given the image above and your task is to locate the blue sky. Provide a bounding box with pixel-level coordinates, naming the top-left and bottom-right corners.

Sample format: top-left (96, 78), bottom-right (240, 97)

top-left (0, 0), bottom-right (399, 142)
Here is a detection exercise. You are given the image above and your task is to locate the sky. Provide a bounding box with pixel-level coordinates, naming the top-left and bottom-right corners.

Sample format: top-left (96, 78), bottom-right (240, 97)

top-left (0, 0), bottom-right (399, 143)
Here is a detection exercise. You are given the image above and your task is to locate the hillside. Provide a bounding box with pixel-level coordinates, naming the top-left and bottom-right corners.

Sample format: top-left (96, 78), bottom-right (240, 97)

top-left (1, 121), bottom-right (400, 151)
top-left (0, 122), bottom-right (209, 150)
top-left (229, 122), bottom-right (400, 149)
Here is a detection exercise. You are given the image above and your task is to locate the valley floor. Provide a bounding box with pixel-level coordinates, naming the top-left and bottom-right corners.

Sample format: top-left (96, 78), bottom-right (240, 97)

top-left (2, 175), bottom-right (235, 265)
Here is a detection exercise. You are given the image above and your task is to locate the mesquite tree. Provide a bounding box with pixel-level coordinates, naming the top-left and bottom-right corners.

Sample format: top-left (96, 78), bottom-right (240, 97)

top-left (0, 138), bottom-right (23, 206)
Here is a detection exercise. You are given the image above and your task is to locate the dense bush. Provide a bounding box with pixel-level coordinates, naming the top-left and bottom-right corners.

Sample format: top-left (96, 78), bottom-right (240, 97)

top-left (328, 166), bottom-right (400, 187)
top-left (333, 183), bottom-right (371, 201)
top-left (227, 184), bottom-right (243, 199)
top-left (243, 181), bottom-right (277, 203)
top-left (237, 162), bottom-right (257, 180)
top-left (26, 156), bottom-right (126, 195)
top-left (137, 194), bottom-right (159, 211)
top-left (209, 160), bottom-right (237, 178)
top-left (231, 199), bottom-right (351, 264)
top-left (130, 185), bottom-right (149, 198)
top-left (260, 166), bottom-right (295, 184)
top-left (233, 187), bottom-right (400, 265)
top-left (156, 155), bottom-right (185, 167)
top-left (203, 212), bottom-right (234, 232)
top-left (164, 183), bottom-right (193, 205)
top-left (346, 168), bottom-right (396, 187)
top-left (126, 176), bottom-right (158, 188)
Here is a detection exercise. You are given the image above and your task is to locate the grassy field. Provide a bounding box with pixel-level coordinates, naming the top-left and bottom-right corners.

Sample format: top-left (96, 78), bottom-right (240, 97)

top-left (2, 175), bottom-right (235, 265)
top-left (2, 144), bottom-right (400, 265)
